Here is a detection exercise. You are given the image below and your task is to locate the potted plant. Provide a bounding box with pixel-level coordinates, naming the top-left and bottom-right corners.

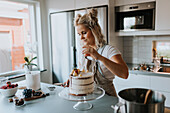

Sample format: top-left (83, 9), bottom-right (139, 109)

top-left (23, 56), bottom-right (41, 90)
top-left (23, 56), bottom-right (37, 73)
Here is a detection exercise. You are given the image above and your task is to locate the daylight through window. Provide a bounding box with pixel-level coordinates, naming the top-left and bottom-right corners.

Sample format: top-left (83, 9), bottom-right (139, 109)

top-left (0, 1), bottom-right (37, 74)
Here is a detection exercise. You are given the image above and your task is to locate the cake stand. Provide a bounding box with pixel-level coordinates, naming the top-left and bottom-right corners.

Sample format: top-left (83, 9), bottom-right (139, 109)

top-left (58, 86), bottom-right (105, 111)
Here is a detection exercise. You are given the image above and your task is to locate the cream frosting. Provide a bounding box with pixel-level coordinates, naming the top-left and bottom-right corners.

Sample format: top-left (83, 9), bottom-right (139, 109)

top-left (69, 72), bottom-right (94, 95)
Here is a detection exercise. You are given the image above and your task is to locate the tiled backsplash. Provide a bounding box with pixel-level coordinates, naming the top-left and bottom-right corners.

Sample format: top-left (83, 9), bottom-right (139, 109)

top-left (123, 36), bottom-right (170, 64)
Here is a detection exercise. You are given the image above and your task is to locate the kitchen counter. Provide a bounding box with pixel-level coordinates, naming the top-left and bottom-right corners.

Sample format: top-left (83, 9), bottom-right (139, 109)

top-left (1, 81), bottom-right (170, 113)
top-left (0, 81), bottom-right (118, 113)
top-left (127, 63), bottom-right (170, 78)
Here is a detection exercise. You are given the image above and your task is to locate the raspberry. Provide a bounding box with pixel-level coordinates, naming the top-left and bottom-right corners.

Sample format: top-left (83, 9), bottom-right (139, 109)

top-left (75, 69), bottom-right (78, 74)
top-left (15, 84), bottom-right (18, 87)
top-left (6, 81), bottom-right (11, 85)
top-left (11, 84), bottom-right (15, 88)
top-left (7, 84), bottom-right (11, 87)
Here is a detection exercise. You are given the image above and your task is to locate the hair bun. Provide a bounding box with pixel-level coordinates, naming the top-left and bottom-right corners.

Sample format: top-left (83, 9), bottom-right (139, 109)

top-left (74, 14), bottom-right (82, 26)
top-left (76, 14), bottom-right (82, 18)
top-left (88, 8), bottom-right (98, 18)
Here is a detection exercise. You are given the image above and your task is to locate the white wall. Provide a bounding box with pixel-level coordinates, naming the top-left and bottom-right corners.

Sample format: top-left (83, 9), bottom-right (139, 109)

top-left (35, 0), bottom-right (53, 84)
top-left (108, 0), bottom-right (123, 53)
top-left (123, 35), bottom-right (170, 64)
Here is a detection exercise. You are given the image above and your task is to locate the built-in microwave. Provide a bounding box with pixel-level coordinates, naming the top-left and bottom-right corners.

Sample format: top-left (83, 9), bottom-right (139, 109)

top-left (115, 2), bottom-right (155, 31)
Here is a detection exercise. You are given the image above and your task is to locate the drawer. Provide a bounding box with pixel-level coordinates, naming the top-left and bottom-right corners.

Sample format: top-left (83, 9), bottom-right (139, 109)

top-left (114, 74), bottom-right (150, 88)
top-left (150, 76), bottom-right (170, 93)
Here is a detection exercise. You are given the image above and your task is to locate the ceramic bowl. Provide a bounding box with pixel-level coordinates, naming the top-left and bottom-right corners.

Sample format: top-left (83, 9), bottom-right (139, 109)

top-left (0, 87), bottom-right (18, 97)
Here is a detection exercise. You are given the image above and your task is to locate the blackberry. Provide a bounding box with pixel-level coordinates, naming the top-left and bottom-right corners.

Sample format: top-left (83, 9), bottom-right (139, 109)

top-left (23, 89), bottom-right (33, 98)
top-left (42, 94), bottom-right (46, 97)
top-left (33, 92), bottom-right (42, 96)
top-left (46, 93), bottom-right (50, 96)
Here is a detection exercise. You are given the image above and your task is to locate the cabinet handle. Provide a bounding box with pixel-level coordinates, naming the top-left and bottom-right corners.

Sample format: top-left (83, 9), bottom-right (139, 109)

top-left (129, 6), bottom-right (139, 9)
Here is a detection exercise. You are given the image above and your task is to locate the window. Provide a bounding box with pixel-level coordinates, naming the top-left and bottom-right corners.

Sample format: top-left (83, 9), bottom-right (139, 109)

top-left (153, 41), bottom-right (170, 60)
top-left (0, 1), bottom-right (40, 75)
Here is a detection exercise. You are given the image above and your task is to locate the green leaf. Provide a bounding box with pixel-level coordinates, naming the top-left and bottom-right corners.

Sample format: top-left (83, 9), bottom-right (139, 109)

top-left (24, 57), bottom-right (29, 63)
top-left (29, 63), bottom-right (38, 67)
top-left (30, 56), bottom-right (37, 63)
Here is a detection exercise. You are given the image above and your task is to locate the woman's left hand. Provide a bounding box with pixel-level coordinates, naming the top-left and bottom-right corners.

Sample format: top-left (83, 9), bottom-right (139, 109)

top-left (82, 45), bottom-right (101, 60)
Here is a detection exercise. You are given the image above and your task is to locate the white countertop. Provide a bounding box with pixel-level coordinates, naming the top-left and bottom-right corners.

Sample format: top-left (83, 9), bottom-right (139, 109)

top-left (0, 81), bottom-right (118, 113)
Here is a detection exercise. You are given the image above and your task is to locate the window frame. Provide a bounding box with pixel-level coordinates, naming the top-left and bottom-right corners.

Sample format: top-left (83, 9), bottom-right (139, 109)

top-left (0, 0), bottom-right (44, 77)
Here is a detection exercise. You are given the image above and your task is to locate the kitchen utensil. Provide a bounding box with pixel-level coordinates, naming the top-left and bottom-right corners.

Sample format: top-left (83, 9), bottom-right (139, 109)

top-left (111, 88), bottom-right (166, 113)
top-left (47, 86), bottom-right (56, 95)
top-left (144, 89), bottom-right (153, 104)
top-left (47, 86), bottom-right (56, 91)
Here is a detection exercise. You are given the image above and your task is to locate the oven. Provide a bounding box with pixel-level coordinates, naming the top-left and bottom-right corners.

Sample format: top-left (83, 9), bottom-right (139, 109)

top-left (115, 2), bottom-right (155, 31)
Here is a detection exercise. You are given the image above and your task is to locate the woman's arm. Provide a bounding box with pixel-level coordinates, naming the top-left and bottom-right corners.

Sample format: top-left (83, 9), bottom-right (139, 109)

top-left (98, 54), bottom-right (129, 79)
top-left (82, 45), bottom-right (129, 79)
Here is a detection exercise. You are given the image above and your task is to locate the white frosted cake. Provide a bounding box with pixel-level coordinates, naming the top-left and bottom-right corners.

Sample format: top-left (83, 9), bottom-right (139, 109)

top-left (69, 69), bottom-right (94, 96)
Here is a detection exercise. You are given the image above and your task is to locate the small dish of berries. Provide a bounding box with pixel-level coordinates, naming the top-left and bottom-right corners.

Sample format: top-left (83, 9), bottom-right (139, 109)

top-left (0, 81), bottom-right (18, 97)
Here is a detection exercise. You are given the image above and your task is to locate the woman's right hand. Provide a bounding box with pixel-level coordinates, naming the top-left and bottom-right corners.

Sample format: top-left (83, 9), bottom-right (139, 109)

top-left (82, 45), bottom-right (101, 60)
top-left (61, 79), bottom-right (69, 87)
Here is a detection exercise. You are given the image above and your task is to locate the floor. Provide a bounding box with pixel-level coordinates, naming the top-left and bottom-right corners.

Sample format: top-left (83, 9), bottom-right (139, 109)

top-left (165, 108), bottom-right (170, 113)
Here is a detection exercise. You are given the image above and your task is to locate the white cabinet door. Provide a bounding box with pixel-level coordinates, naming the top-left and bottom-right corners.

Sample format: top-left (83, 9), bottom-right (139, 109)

top-left (155, 0), bottom-right (170, 30)
top-left (150, 76), bottom-right (170, 93)
top-left (114, 0), bottom-right (155, 6)
top-left (150, 75), bottom-right (170, 107)
top-left (114, 73), bottom-right (150, 93)
top-left (75, 0), bottom-right (108, 9)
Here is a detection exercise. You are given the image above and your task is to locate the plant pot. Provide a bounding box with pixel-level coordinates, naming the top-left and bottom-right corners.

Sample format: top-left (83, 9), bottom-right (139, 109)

top-left (24, 65), bottom-right (33, 73)
top-left (26, 71), bottom-right (41, 90)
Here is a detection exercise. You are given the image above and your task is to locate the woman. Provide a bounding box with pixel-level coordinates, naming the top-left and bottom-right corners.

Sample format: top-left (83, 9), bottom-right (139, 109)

top-left (64, 8), bottom-right (129, 96)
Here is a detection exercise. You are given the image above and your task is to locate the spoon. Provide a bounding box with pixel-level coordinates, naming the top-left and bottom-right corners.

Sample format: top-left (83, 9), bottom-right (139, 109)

top-left (144, 89), bottom-right (153, 104)
top-left (85, 56), bottom-right (93, 60)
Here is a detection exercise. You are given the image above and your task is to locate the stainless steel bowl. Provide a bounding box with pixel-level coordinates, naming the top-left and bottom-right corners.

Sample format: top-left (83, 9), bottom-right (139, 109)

top-left (111, 88), bottom-right (166, 113)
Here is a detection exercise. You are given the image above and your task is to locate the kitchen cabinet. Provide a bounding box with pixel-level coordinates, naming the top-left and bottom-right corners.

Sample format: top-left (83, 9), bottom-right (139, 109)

top-left (150, 76), bottom-right (170, 107)
top-left (114, 73), bottom-right (150, 93)
top-left (155, 0), bottom-right (170, 31)
top-left (46, 0), bottom-right (109, 13)
top-left (75, 0), bottom-right (108, 9)
top-left (46, 0), bottom-right (75, 13)
top-left (114, 0), bottom-right (155, 6)
top-left (150, 76), bottom-right (170, 93)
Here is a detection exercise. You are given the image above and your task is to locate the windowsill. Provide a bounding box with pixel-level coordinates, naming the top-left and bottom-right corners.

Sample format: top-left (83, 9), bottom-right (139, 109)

top-left (0, 69), bottom-right (47, 80)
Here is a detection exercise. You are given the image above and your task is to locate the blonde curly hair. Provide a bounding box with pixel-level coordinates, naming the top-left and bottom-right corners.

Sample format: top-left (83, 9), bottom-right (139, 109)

top-left (74, 8), bottom-right (106, 48)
